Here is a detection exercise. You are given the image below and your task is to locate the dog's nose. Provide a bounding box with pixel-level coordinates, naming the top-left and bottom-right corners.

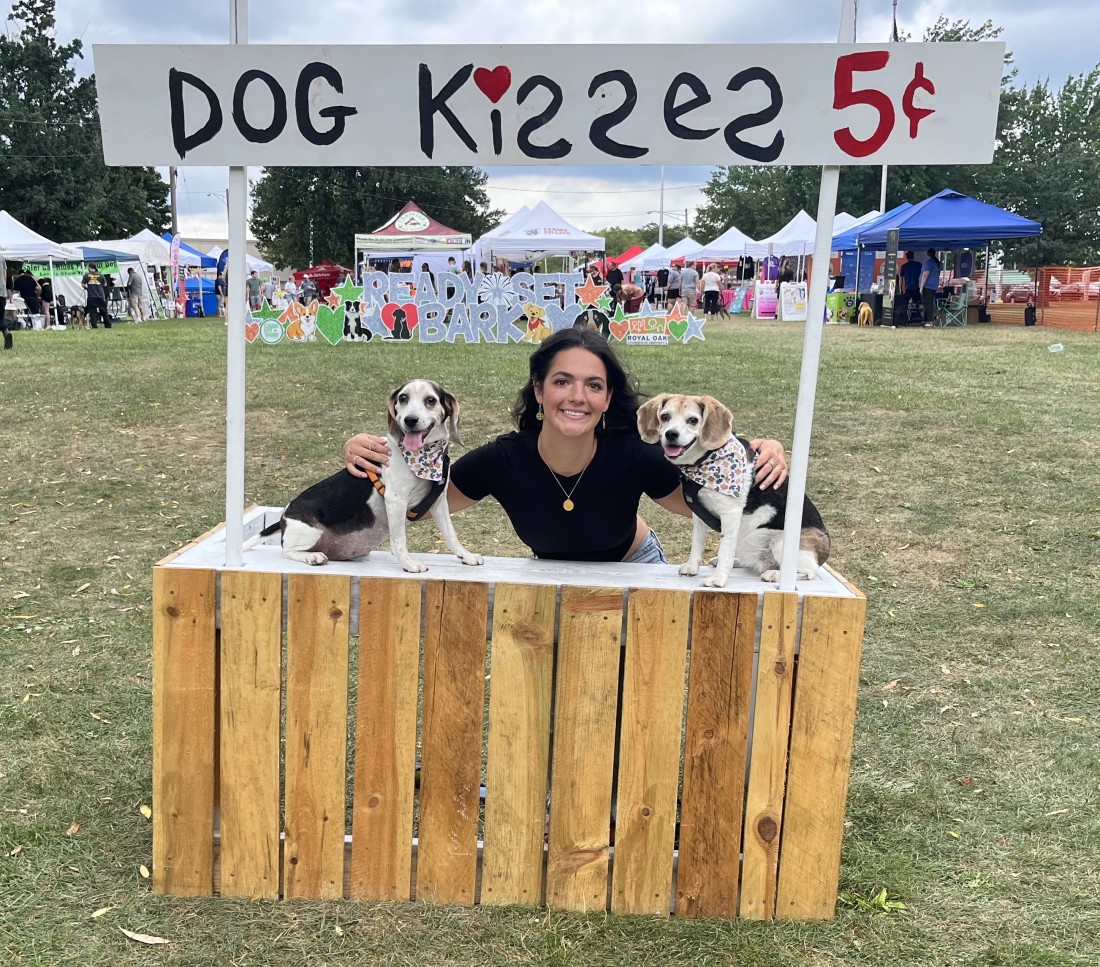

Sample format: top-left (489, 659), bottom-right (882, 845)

top-left (403, 415), bottom-right (419, 428)
top-left (664, 429), bottom-right (679, 442)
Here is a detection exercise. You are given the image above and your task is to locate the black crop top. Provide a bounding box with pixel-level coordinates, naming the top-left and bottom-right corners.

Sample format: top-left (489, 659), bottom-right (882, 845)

top-left (449, 429), bottom-right (681, 562)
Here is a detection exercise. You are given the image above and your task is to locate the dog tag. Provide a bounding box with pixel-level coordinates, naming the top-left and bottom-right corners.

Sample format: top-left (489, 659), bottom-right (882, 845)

top-left (562, 499), bottom-right (574, 512)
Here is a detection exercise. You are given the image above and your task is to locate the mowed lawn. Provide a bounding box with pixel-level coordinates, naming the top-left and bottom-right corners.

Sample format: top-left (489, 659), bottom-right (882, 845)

top-left (1, 317), bottom-right (1097, 967)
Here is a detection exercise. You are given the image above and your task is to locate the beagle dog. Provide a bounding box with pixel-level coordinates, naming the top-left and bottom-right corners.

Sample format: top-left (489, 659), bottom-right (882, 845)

top-left (637, 393), bottom-right (830, 587)
top-left (255, 379), bottom-right (483, 572)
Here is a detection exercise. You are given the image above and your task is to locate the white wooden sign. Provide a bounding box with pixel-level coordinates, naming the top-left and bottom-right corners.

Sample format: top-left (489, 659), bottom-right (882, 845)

top-left (92, 43), bottom-right (1005, 167)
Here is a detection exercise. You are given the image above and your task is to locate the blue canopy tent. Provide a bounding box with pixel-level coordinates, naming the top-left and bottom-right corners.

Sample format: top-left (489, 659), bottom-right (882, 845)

top-left (75, 244), bottom-right (137, 263)
top-left (850, 189), bottom-right (1042, 249)
top-left (160, 233), bottom-right (217, 268)
top-left (830, 203), bottom-right (913, 251)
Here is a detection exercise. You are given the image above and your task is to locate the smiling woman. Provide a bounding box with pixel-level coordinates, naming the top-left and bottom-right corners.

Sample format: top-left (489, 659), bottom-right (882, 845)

top-left (344, 328), bottom-right (788, 562)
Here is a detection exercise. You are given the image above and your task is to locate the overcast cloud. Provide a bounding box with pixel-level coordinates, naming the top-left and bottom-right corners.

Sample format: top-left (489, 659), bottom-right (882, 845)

top-left (4, 0), bottom-right (1095, 242)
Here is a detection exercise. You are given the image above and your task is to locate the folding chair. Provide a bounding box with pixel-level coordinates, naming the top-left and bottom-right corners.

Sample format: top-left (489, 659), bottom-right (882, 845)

top-left (939, 282), bottom-right (969, 327)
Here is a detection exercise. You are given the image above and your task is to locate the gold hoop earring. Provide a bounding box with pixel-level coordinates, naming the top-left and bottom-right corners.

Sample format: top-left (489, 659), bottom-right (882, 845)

top-left (536, 403), bottom-right (544, 422)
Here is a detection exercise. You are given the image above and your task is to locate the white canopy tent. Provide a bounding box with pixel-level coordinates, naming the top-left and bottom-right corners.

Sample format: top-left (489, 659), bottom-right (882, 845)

top-left (695, 224), bottom-right (759, 263)
top-left (206, 245), bottom-right (275, 274)
top-left (746, 210), bottom-right (818, 258)
top-left (618, 242), bottom-right (666, 273)
top-left (485, 202), bottom-right (604, 262)
top-left (0, 210), bottom-right (80, 260)
top-left (653, 236), bottom-right (703, 268)
top-left (469, 206), bottom-right (530, 268)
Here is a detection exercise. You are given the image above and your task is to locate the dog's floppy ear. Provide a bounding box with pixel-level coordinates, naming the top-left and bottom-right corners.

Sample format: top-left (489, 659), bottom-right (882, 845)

top-left (636, 394), bottom-right (669, 444)
top-left (440, 386), bottom-right (463, 447)
top-left (698, 396), bottom-right (734, 451)
top-left (387, 383), bottom-right (405, 438)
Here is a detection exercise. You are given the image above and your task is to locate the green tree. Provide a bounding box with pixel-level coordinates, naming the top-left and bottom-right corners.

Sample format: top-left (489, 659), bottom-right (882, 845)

top-left (249, 166), bottom-right (503, 269)
top-left (692, 16), bottom-right (1100, 266)
top-left (0, 0), bottom-right (169, 241)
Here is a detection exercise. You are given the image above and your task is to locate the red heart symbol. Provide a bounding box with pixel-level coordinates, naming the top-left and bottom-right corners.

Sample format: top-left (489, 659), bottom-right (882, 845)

top-left (473, 66), bottom-right (511, 104)
top-left (609, 319), bottom-right (630, 341)
top-left (245, 321), bottom-right (259, 343)
top-left (381, 302), bottom-right (420, 332)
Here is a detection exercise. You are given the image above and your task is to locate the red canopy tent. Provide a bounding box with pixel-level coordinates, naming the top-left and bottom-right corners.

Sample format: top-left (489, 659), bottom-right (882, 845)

top-left (292, 259), bottom-right (353, 295)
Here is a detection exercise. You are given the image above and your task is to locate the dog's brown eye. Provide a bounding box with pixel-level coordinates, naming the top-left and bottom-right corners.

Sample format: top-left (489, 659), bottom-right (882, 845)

top-left (660, 413), bottom-right (670, 422)
top-left (426, 397), bottom-right (437, 406)
top-left (398, 394), bottom-right (408, 404)
top-left (687, 416), bottom-right (699, 425)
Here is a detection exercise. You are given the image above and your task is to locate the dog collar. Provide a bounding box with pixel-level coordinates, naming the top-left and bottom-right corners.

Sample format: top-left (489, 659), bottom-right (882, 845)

top-left (680, 435), bottom-right (754, 499)
top-left (401, 439), bottom-right (448, 483)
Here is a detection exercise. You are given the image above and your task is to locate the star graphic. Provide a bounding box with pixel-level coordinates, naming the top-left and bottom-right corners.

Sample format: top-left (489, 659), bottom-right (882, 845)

top-left (683, 311), bottom-right (707, 342)
top-left (666, 301), bottom-right (688, 323)
top-left (638, 299), bottom-right (661, 318)
top-left (330, 274), bottom-right (364, 305)
top-left (279, 301), bottom-right (304, 325)
top-left (610, 302), bottom-right (629, 323)
top-left (251, 298), bottom-right (283, 322)
top-left (595, 294), bottom-right (614, 314)
top-left (575, 274), bottom-right (609, 306)
top-left (325, 292), bottom-right (343, 309)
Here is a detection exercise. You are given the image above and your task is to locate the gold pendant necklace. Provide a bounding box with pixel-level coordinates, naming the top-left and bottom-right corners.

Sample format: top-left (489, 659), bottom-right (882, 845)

top-left (540, 441), bottom-right (596, 512)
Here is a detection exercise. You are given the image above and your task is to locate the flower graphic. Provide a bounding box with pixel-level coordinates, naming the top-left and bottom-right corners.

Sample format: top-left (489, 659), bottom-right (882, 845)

top-left (478, 272), bottom-right (517, 307)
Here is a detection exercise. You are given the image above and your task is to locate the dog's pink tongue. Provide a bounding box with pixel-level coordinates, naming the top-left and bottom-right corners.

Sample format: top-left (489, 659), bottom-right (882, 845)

top-left (403, 430), bottom-right (426, 452)
top-left (664, 444), bottom-right (686, 459)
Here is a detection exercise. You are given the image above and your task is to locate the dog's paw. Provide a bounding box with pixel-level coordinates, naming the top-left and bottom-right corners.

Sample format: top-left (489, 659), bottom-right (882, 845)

top-left (401, 561), bottom-right (429, 573)
top-left (679, 562), bottom-right (700, 577)
top-left (459, 552), bottom-right (484, 566)
top-left (305, 552), bottom-right (328, 566)
top-left (701, 573), bottom-right (730, 588)
top-left (759, 569), bottom-right (779, 582)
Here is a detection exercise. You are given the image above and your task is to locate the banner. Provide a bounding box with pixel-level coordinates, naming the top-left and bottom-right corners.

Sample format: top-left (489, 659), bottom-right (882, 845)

top-left (93, 42), bottom-right (1005, 168)
top-left (244, 272), bottom-right (707, 347)
top-left (23, 260), bottom-right (119, 277)
top-left (171, 233), bottom-right (185, 317)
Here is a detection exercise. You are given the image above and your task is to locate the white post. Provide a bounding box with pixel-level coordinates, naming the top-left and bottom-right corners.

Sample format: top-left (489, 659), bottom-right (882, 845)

top-left (775, 0), bottom-right (853, 590)
top-left (224, 0), bottom-right (248, 567)
top-left (658, 166), bottom-right (665, 247)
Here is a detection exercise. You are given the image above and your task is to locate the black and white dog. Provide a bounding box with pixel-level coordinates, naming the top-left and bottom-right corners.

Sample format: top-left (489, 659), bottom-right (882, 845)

top-left (256, 379), bottom-right (482, 572)
top-left (637, 393), bottom-right (830, 587)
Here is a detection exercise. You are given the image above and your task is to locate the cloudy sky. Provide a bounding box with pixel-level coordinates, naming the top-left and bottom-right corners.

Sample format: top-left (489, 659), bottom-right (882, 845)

top-left (6, 0), bottom-right (1096, 242)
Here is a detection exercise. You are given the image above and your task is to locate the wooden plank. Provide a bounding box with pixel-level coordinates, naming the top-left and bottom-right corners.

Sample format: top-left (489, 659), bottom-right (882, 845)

top-left (675, 591), bottom-right (757, 918)
top-left (416, 580), bottom-right (489, 905)
top-left (481, 583), bottom-right (556, 906)
top-left (283, 573), bottom-right (351, 899)
top-left (776, 594), bottom-right (866, 920)
top-left (349, 577), bottom-right (421, 901)
top-left (545, 586), bottom-right (623, 913)
top-left (152, 567), bottom-right (217, 896)
top-left (740, 591), bottom-right (797, 919)
top-left (611, 588), bottom-right (691, 916)
top-left (218, 571), bottom-right (282, 899)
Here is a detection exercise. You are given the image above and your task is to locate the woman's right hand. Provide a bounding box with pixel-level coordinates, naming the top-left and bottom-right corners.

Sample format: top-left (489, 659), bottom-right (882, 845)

top-left (345, 433), bottom-right (391, 478)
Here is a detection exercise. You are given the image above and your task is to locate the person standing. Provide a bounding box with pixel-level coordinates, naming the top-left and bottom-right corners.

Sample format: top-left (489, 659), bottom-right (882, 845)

top-left (126, 267), bottom-right (146, 323)
top-left (898, 251), bottom-right (923, 325)
top-left (245, 270), bottom-right (262, 311)
top-left (284, 275), bottom-right (298, 304)
top-left (605, 260), bottom-right (623, 294)
top-left (262, 275), bottom-right (274, 306)
top-left (666, 265), bottom-right (681, 310)
top-left (214, 272), bottom-right (227, 317)
top-left (1, 256), bottom-right (10, 349)
top-left (680, 261), bottom-right (699, 311)
top-left (38, 274), bottom-right (56, 328)
top-left (919, 248), bottom-right (942, 327)
top-left (13, 267), bottom-right (42, 326)
top-left (81, 263), bottom-right (111, 329)
top-left (701, 263), bottom-right (723, 316)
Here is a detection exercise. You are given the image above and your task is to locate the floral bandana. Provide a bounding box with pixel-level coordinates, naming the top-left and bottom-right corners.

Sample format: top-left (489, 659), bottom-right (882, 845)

top-left (400, 439), bottom-right (448, 482)
top-left (680, 435), bottom-right (754, 498)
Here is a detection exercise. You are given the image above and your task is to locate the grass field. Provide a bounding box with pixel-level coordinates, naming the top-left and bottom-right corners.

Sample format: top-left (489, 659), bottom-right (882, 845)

top-left (1, 317), bottom-right (1097, 966)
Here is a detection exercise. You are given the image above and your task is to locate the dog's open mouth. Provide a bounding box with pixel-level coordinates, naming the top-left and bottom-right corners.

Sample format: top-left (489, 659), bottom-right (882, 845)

top-left (402, 429), bottom-right (428, 452)
top-left (663, 444), bottom-right (687, 459)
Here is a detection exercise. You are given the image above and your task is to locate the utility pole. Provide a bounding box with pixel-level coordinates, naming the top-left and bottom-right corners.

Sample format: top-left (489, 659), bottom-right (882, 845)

top-left (658, 166), bottom-right (665, 246)
top-left (169, 165), bottom-right (179, 235)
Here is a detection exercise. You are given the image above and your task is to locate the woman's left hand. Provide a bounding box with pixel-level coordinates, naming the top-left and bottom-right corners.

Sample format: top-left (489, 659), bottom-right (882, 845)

top-left (750, 439), bottom-right (788, 489)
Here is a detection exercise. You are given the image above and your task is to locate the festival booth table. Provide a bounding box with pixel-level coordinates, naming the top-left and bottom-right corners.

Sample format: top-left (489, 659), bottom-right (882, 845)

top-left (92, 19), bottom-right (1005, 922)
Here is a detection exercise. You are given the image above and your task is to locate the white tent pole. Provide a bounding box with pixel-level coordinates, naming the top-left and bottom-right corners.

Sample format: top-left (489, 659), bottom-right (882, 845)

top-left (225, 0), bottom-right (248, 567)
top-left (776, 0), bottom-right (852, 590)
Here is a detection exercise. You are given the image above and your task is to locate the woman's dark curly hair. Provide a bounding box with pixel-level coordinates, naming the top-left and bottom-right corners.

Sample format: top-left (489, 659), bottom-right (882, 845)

top-left (511, 327), bottom-right (645, 433)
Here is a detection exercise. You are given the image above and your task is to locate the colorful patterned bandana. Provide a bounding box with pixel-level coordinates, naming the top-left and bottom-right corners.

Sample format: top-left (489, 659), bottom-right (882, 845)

top-left (680, 435), bottom-right (754, 498)
top-left (400, 439), bottom-right (448, 482)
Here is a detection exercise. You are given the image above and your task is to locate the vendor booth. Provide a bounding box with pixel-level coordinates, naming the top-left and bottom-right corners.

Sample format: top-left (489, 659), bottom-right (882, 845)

top-left (355, 201), bottom-right (472, 281)
top-left (483, 201), bottom-right (604, 266)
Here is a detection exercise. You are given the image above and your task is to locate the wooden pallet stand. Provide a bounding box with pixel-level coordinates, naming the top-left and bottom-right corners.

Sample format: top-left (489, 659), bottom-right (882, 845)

top-left (152, 507), bottom-right (865, 919)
